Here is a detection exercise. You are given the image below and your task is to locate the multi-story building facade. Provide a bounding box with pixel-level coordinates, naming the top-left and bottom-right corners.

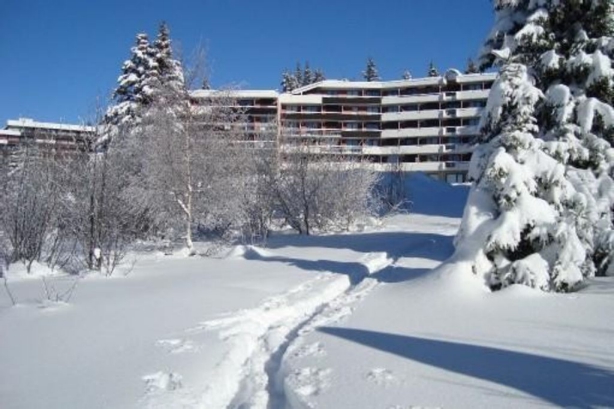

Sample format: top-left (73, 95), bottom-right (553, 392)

top-left (278, 69), bottom-right (496, 183)
top-left (190, 69), bottom-right (495, 182)
top-left (0, 118), bottom-right (95, 158)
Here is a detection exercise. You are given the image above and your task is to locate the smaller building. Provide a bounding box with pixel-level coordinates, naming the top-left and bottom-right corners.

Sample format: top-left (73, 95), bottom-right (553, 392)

top-left (0, 118), bottom-right (96, 159)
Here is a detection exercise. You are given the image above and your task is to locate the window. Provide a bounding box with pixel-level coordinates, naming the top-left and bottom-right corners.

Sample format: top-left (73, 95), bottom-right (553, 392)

top-left (284, 105), bottom-right (299, 112)
top-left (365, 123), bottom-right (380, 130)
top-left (365, 90), bottom-right (380, 97)
top-left (465, 118), bottom-right (480, 126)
top-left (366, 106), bottom-right (379, 113)
top-left (464, 83), bottom-right (482, 91)
top-left (347, 90), bottom-right (360, 96)
top-left (446, 173), bottom-right (465, 183)
top-left (303, 105), bottom-right (320, 113)
top-left (384, 106), bottom-right (399, 113)
top-left (304, 122), bottom-right (320, 129)
top-left (465, 100), bottom-right (486, 108)
top-left (345, 122), bottom-right (360, 130)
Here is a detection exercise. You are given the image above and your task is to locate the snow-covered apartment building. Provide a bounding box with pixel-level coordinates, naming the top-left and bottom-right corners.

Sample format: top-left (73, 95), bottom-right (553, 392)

top-left (0, 118), bottom-right (95, 158)
top-left (192, 69), bottom-right (496, 183)
top-left (2, 70), bottom-right (495, 182)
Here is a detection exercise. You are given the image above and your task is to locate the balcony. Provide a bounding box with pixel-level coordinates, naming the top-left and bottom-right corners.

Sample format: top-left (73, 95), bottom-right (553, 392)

top-left (381, 127), bottom-right (442, 139)
top-left (382, 109), bottom-right (442, 122)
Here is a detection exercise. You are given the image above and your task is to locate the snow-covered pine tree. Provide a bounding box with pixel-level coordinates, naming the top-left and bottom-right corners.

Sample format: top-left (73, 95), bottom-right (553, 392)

top-left (303, 61), bottom-right (314, 86)
top-left (294, 63), bottom-right (304, 88)
top-left (465, 58), bottom-right (479, 74)
top-left (402, 70), bottom-right (412, 80)
top-left (153, 22), bottom-right (186, 101)
top-left (281, 70), bottom-right (299, 92)
top-left (313, 69), bottom-right (325, 83)
top-left (457, 0), bottom-right (614, 291)
top-left (105, 33), bottom-right (156, 128)
top-left (427, 61), bottom-right (439, 77)
top-left (457, 63), bottom-right (580, 291)
top-left (363, 57), bottom-right (381, 82)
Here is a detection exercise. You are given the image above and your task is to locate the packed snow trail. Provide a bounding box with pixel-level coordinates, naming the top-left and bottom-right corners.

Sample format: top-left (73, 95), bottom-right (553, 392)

top-left (194, 248), bottom-right (393, 409)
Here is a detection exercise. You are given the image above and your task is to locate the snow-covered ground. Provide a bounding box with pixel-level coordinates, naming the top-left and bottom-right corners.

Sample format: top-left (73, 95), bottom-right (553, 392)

top-left (1, 175), bottom-right (613, 409)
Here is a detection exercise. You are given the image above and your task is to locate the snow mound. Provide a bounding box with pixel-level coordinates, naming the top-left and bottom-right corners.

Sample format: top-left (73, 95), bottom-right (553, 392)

top-left (223, 245), bottom-right (273, 260)
top-left (6, 261), bottom-right (66, 281)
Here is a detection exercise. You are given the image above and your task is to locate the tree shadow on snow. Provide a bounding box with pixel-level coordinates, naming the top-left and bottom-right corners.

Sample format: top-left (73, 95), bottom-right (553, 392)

top-left (265, 231), bottom-right (454, 262)
top-left (247, 231), bottom-right (453, 284)
top-left (318, 327), bottom-right (614, 408)
top-left (243, 249), bottom-right (432, 285)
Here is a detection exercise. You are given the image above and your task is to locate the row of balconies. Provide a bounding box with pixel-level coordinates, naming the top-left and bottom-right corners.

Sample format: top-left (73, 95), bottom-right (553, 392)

top-left (280, 108), bottom-right (481, 125)
top-left (282, 143), bottom-right (473, 157)
top-left (282, 125), bottom-right (479, 138)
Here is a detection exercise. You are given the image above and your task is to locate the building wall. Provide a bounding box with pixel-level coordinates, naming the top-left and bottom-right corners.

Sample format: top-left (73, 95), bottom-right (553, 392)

top-left (277, 71), bottom-right (495, 182)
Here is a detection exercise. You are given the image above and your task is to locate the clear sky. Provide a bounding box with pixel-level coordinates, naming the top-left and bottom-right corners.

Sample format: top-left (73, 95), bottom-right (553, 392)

top-left (0, 0), bottom-right (494, 126)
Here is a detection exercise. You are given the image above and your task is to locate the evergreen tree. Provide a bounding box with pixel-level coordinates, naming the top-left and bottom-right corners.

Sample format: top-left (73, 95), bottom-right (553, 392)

top-left (294, 63), bottom-right (304, 88)
top-left (103, 23), bottom-right (186, 148)
top-left (152, 22), bottom-right (185, 100)
top-left (313, 69), bottom-right (325, 83)
top-left (303, 61), bottom-right (314, 86)
top-left (457, 0), bottom-right (614, 291)
top-left (281, 63), bottom-right (325, 91)
top-left (362, 57), bottom-right (380, 82)
top-left (465, 58), bottom-right (479, 74)
top-left (281, 70), bottom-right (299, 92)
top-left (427, 61), bottom-right (439, 77)
top-left (402, 70), bottom-right (412, 80)
top-left (105, 33), bottom-right (156, 128)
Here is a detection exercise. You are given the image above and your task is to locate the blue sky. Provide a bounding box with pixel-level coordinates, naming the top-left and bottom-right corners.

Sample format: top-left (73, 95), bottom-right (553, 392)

top-left (0, 0), bottom-right (494, 125)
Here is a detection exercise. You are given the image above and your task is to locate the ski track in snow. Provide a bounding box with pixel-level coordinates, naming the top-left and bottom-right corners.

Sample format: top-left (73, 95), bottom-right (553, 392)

top-left (145, 248), bottom-right (394, 409)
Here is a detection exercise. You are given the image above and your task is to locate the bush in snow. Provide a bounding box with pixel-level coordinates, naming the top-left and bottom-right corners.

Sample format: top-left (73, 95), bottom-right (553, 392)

top-left (264, 140), bottom-right (380, 236)
top-left (458, 0), bottom-right (614, 292)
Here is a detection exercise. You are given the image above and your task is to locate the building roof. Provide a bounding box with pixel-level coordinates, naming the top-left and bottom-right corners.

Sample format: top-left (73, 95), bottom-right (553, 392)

top-left (291, 71), bottom-right (497, 94)
top-left (190, 89), bottom-right (279, 99)
top-left (6, 118), bottom-right (95, 133)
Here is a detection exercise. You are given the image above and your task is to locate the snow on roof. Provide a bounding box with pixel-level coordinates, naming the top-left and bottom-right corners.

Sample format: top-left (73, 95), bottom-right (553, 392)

top-left (278, 94), bottom-right (323, 104)
top-left (291, 71), bottom-right (498, 94)
top-left (190, 90), bottom-right (279, 99)
top-left (0, 129), bottom-right (21, 137)
top-left (6, 118), bottom-right (95, 133)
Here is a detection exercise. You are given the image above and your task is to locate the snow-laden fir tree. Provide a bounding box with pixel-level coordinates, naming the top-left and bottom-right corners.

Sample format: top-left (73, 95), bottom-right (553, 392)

top-left (465, 58), bottom-right (479, 74)
top-left (457, 0), bottom-right (614, 292)
top-left (302, 61), bottom-right (314, 86)
top-left (363, 57), bottom-right (381, 82)
top-left (428, 61), bottom-right (439, 77)
top-left (281, 63), bottom-right (325, 92)
top-left (152, 22), bottom-right (185, 100)
top-left (402, 70), bottom-right (412, 80)
top-left (294, 63), bottom-right (304, 88)
top-left (103, 24), bottom-right (186, 147)
top-left (281, 70), bottom-right (298, 92)
top-left (105, 33), bottom-right (157, 129)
